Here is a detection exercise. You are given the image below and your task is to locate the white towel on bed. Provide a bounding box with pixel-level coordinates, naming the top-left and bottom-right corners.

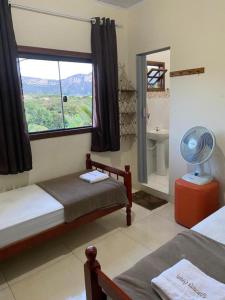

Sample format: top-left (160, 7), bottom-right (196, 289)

top-left (151, 259), bottom-right (225, 300)
top-left (79, 170), bottom-right (109, 183)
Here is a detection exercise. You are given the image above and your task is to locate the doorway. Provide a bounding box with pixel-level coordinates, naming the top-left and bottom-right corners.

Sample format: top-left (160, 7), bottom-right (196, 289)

top-left (137, 47), bottom-right (170, 196)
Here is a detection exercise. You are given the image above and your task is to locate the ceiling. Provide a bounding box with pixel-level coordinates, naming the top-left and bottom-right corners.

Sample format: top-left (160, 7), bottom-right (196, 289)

top-left (97, 0), bottom-right (143, 8)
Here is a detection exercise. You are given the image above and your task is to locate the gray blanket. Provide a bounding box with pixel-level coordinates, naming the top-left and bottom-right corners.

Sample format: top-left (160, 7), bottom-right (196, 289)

top-left (114, 230), bottom-right (225, 300)
top-left (38, 171), bottom-right (128, 223)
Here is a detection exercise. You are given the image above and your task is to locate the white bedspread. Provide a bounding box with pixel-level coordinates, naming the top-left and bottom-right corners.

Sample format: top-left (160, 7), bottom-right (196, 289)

top-left (0, 185), bottom-right (64, 247)
top-left (193, 206), bottom-right (225, 245)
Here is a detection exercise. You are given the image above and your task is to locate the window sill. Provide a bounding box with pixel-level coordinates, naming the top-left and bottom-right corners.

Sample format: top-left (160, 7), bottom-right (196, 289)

top-left (29, 127), bottom-right (92, 141)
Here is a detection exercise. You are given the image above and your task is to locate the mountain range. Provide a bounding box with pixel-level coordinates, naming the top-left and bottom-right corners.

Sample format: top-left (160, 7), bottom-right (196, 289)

top-left (21, 73), bottom-right (92, 97)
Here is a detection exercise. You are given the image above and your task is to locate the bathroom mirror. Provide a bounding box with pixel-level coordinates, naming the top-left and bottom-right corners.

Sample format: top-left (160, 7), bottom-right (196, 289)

top-left (147, 61), bottom-right (167, 92)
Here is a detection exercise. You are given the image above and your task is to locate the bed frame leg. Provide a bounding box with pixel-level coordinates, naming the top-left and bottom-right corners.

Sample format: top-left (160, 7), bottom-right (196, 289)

top-left (124, 165), bottom-right (132, 226)
top-left (86, 153), bottom-right (92, 170)
top-left (126, 206), bottom-right (131, 226)
top-left (84, 246), bottom-right (106, 300)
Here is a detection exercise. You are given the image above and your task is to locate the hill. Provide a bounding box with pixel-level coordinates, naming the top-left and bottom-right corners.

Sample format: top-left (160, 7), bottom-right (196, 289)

top-left (21, 73), bottom-right (92, 96)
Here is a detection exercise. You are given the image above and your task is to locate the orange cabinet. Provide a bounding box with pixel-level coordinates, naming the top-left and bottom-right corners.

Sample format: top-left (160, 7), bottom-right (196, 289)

top-left (175, 179), bottom-right (219, 228)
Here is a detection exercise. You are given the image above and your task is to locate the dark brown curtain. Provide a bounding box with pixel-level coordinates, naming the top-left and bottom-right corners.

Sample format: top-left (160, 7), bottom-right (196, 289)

top-left (91, 17), bottom-right (120, 152)
top-left (0, 0), bottom-right (32, 174)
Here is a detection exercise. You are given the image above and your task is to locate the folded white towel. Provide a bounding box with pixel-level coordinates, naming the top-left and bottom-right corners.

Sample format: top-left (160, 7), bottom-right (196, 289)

top-left (79, 170), bottom-right (109, 184)
top-left (151, 259), bottom-right (225, 300)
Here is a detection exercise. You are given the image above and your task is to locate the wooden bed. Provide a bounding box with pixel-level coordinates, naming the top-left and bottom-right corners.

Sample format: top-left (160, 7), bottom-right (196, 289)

top-left (84, 206), bottom-right (225, 300)
top-left (85, 245), bottom-right (132, 300)
top-left (84, 230), bottom-right (225, 300)
top-left (0, 154), bottom-right (132, 262)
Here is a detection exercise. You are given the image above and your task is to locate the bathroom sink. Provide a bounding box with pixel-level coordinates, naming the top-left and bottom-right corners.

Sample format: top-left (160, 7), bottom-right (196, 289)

top-left (147, 129), bottom-right (169, 142)
top-left (147, 129), bottom-right (169, 176)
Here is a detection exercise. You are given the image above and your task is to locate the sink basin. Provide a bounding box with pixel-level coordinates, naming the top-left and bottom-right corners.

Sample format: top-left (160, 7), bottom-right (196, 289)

top-left (147, 129), bottom-right (169, 176)
top-left (147, 129), bottom-right (169, 142)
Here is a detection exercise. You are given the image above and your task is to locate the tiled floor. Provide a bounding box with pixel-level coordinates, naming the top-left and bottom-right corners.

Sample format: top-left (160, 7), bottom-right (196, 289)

top-left (142, 171), bottom-right (169, 194)
top-left (0, 202), bottom-right (185, 300)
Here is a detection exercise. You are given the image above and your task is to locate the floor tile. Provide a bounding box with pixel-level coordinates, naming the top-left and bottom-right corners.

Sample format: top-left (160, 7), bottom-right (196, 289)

top-left (74, 229), bottom-right (150, 278)
top-left (97, 203), bottom-right (152, 231)
top-left (0, 288), bottom-right (15, 300)
top-left (1, 239), bottom-right (69, 284)
top-left (60, 221), bottom-right (109, 252)
top-left (153, 202), bottom-right (175, 222)
top-left (9, 255), bottom-right (85, 300)
top-left (122, 203), bottom-right (152, 223)
top-left (95, 210), bottom-right (128, 231)
top-left (71, 228), bottom-right (121, 259)
top-left (0, 272), bottom-right (7, 291)
top-left (121, 213), bottom-right (185, 251)
top-left (121, 226), bottom-right (162, 252)
top-left (142, 172), bottom-right (169, 194)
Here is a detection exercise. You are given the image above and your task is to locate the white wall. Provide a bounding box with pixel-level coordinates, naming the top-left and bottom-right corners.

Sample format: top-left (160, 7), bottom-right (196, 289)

top-left (128, 0), bottom-right (225, 203)
top-left (0, 0), bottom-right (132, 191)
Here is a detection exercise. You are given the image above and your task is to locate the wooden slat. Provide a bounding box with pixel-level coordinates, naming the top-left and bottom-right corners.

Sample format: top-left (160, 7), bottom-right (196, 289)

top-left (170, 67), bottom-right (205, 77)
top-left (97, 270), bottom-right (132, 300)
top-left (91, 161), bottom-right (126, 177)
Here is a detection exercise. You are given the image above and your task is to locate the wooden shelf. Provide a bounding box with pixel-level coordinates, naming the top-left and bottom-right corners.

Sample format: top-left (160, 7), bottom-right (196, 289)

top-left (170, 67), bottom-right (205, 77)
top-left (118, 66), bottom-right (136, 140)
top-left (120, 112), bottom-right (136, 115)
top-left (119, 89), bottom-right (136, 93)
top-left (120, 133), bottom-right (136, 137)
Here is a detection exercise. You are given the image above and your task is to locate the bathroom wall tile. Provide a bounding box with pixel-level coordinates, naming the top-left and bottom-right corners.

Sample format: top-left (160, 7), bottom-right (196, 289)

top-left (147, 95), bottom-right (170, 131)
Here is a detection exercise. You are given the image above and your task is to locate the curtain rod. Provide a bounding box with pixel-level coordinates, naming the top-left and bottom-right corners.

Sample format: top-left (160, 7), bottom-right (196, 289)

top-left (9, 2), bottom-right (122, 28)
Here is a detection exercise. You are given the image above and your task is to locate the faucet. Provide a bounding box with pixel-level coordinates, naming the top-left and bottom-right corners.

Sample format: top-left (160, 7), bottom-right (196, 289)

top-left (155, 126), bottom-right (160, 132)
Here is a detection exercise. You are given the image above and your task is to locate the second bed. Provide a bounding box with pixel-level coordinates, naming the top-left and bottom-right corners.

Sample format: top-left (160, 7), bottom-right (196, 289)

top-left (84, 204), bottom-right (225, 300)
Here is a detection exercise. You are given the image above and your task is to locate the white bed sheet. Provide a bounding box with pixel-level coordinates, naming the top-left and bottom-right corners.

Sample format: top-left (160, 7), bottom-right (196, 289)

top-left (192, 206), bottom-right (225, 245)
top-left (0, 184), bottom-right (64, 248)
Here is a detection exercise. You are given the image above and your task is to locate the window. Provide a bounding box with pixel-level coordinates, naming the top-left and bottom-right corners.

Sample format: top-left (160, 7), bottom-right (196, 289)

top-left (18, 47), bottom-right (93, 139)
top-left (147, 61), bottom-right (167, 92)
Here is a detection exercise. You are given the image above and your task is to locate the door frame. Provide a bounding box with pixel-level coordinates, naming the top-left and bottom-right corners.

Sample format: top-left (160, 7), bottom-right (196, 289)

top-left (136, 47), bottom-right (170, 183)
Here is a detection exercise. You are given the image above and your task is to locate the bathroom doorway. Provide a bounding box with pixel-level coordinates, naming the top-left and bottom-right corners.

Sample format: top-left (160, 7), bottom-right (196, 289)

top-left (137, 47), bottom-right (170, 196)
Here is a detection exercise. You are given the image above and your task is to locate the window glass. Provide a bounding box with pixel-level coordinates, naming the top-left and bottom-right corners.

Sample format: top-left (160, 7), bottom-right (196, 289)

top-left (147, 61), bottom-right (166, 91)
top-left (19, 57), bottom-right (93, 133)
top-left (19, 58), bottom-right (64, 132)
top-left (59, 61), bottom-right (92, 129)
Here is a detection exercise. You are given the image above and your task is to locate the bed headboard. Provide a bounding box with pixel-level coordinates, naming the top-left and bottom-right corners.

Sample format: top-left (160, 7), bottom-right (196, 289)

top-left (86, 153), bottom-right (132, 208)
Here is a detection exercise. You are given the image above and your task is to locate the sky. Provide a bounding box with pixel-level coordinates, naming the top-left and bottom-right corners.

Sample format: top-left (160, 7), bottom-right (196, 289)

top-left (19, 58), bottom-right (92, 80)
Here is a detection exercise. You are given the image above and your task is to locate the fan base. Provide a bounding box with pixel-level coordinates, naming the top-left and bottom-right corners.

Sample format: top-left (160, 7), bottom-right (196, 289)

top-left (182, 173), bottom-right (213, 185)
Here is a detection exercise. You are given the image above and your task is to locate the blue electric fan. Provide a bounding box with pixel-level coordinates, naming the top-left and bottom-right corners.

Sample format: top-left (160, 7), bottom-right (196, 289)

top-left (180, 126), bottom-right (215, 185)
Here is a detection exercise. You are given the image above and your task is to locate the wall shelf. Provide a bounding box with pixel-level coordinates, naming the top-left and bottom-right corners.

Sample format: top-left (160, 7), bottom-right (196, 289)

top-left (120, 89), bottom-right (136, 93)
top-left (119, 90), bottom-right (136, 138)
top-left (120, 112), bottom-right (136, 115)
top-left (118, 65), bottom-right (136, 139)
top-left (170, 67), bottom-right (205, 77)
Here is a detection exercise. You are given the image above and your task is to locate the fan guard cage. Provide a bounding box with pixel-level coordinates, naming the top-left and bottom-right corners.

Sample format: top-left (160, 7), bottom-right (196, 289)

top-left (180, 126), bottom-right (215, 165)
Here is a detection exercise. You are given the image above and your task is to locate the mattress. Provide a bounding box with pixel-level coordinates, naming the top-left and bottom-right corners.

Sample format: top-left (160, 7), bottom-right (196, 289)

top-left (0, 184), bottom-right (64, 248)
top-left (192, 205), bottom-right (225, 245)
top-left (38, 171), bottom-right (128, 222)
top-left (114, 230), bottom-right (225, 300)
